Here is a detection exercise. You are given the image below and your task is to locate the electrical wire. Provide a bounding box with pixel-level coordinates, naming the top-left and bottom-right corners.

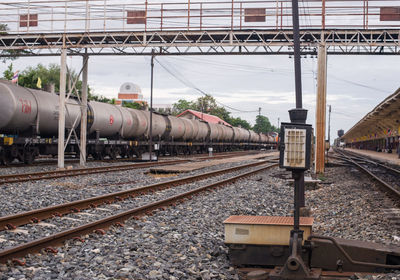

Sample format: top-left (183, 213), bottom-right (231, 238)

top-left (166, 56), bottom-right (391, 94)
top-left (154, 57), bottom-right (258, 113)
top-left (166, 56), bottom-right (314, 75)
top-left (329, 75), bottom-right (390, 93)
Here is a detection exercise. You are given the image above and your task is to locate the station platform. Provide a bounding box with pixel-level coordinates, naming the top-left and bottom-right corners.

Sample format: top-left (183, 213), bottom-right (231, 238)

top-left (344, 148), bottom-right (400, 167)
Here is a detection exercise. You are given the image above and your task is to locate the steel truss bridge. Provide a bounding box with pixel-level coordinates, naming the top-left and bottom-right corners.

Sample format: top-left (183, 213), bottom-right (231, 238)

top-left (1, 0), bottom-right (400, 56)
top-left (0, 29), bottom-right (399, 56)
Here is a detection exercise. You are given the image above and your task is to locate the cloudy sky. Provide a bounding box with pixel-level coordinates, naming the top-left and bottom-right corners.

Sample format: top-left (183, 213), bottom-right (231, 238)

top-left (2, 53), bottom-right (399, 141)
top-left (1, 0), bottom-right (399, 141)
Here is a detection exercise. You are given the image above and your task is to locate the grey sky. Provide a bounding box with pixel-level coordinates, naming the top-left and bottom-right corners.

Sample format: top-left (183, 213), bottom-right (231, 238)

top-left (1, 0), bottom-right (399, 140)
top-left (2, 53), bottom-right (398, 141)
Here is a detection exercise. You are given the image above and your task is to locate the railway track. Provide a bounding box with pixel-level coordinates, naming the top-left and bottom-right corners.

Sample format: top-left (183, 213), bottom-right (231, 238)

top-left (0, 160), bottom-right (278, 264)
top-left (0, 160), bottom-right (186, 185)
top-left (334, 149), bottom-right (400, 198)
top-left (0, 150), bottom-right (256, 169)
top-left (0, 151), bottom-right (264, 185)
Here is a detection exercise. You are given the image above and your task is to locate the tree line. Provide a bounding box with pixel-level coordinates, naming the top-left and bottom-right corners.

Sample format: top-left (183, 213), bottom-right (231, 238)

top-left (171, 96), bottom-right (279, 133)
top-left (2, 63), bottom-right (113, 103)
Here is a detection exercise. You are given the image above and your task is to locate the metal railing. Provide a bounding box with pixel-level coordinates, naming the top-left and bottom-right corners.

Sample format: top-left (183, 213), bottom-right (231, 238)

top-left (0, 0), bottom-right (400, 34)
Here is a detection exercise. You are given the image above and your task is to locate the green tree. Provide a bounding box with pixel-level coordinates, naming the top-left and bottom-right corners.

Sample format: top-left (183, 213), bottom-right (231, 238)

top-left (228, 116), bottom-right (251, 130)
top-left (122, 101), bottom-right (147, 110)
top-left (88, 92), bottom-right (114, 103)
top-left (172, 95), bottom-right (256, 128)
top-left (8, 63), bottom-right (120, 104)
top-left (194, 95), bottom-right (217, 113)
top-left (2, 63), bottom-right (14, 80)
top-left (173, 94), bottom-right (232, 122)
top-left (172, 99), bottom-right (196, 115)
top-left (253, 115), bottom-right (273, 133)
top-left (19, 64), bottom-right (58, 90)
top-left (17, 63), bottom-right (117, 101)
top-left (271, 125), bottom-right (280, 133)
top-left (209, 105), bottom-right (231, 123)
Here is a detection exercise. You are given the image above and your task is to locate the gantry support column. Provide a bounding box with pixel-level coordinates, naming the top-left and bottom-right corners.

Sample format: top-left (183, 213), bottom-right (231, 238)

top-left (80, 52), bottom-right (89, 166)
top-left (315, 43), bottom-right (327, 174)
top-left (58, 43), bottom-right (67, 169)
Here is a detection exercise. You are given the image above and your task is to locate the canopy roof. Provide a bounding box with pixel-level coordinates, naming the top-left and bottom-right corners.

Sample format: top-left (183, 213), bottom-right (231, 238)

top-left (342, 88), bottom-right (400, 143)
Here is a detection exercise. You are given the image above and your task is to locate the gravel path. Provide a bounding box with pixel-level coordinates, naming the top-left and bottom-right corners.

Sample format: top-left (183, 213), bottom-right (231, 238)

top-left (0, 164), bottom-right (399, 279)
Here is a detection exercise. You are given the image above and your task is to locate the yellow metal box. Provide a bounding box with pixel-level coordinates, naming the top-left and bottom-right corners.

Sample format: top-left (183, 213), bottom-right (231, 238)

top-left (224, 216), bottom-right (313, 246)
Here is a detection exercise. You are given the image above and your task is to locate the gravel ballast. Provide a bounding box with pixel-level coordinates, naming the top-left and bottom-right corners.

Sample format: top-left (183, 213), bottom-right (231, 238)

top-left (0, 163), bottom-right (272, 251)
top-left (0, 159), bottom-right (268, 216)
top-left (0, 163), bottom-right (399, 279)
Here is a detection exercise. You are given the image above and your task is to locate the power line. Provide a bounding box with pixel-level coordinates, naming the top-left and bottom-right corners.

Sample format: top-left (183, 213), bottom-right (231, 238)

top-left (329, 74), bottom-right (390, 93)
top-left (167, 56), bottom-right (392, 93)
top-left (154, 57), bottom-right (258, 113)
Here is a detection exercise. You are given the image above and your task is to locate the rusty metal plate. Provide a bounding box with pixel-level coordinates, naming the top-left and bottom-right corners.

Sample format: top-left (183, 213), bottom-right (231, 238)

top-left (224, 215), bottom-right (314, 226)
top-left (380, 7), bottom-right (400, 21)
top-left (127, 10), bottom-right (146, 24)
top-left (118, 93), bottom-right (139, 100)
top-left (244, 8), bottom-right (266, 23)
top-left (19, 14), bottom-right (38, 27)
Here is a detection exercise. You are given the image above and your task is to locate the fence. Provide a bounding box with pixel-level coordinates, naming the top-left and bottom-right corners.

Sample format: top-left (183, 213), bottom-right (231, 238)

top-left (0, 0), bottom-right (400, 34)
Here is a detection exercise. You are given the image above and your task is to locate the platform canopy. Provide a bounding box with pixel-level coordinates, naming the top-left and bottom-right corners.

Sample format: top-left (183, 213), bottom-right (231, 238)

top-left (342, 88), bottom-right (400, 143)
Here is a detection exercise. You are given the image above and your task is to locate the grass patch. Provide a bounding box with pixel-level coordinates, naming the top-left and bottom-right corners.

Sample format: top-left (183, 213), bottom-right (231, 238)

top-left (318, 174), bottom-right (327, 181)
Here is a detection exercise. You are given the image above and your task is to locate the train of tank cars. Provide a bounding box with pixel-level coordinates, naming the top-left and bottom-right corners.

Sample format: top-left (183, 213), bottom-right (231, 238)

top-left (0, 80), bottom-right (277, 165)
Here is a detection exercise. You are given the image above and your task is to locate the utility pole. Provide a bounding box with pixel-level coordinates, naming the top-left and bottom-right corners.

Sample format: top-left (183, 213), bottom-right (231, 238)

top-left (80, 50), bottom-right (88, 166)
top-left (328, 104), bottom-right (331, 144)
top-left (315, 41), bottom-right (327, 174)
top-left (58, 36), bottom-right (67, 169)
top-left (291, 0), bottom-right (303, 232)
top-left (270, 0), bottom-right (319, 278)
top-left (149, 49), bottom-right (155, 161)
top-left (201, 98), bottom-right (204, 121)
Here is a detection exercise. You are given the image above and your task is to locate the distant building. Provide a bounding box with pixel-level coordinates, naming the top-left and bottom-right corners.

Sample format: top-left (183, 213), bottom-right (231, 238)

top-left (115, 82), bottom-right (146, 106)
top-left (177, 109), bottom-right (231, 126)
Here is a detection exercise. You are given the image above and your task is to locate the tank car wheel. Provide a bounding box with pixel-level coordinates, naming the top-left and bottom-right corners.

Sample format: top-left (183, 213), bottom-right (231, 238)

top-left (110, 150), bottom-right (117, 160)
top-left (127, 150), bottom-right (134, 159)
top-left (94, 152), bottom-right (104, 160)
top-left (1, 150), bottom-right (11, 166)
top-left (23, 151), bottom-right (35, 165)
top-left (134, 150), bottom-right (142, 159)
top-left (1, 156), bottom-right (11, 166)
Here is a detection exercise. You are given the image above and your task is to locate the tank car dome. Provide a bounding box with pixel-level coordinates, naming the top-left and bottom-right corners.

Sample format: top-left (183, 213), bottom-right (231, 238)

top-left (119, 82), bottom-right (142, 94)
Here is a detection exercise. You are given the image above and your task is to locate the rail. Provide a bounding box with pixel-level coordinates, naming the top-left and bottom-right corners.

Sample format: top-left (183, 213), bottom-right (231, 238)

top-left (0, 162), bottom-right (278, 264)
top-left (0, 159), bottom-right (277, 230)
top-left (0, 151), bottom-right (260, 184)
top-left (334, 149), bottom-right (400, 198)
top-left (1, 0), bottom-right (400, 34)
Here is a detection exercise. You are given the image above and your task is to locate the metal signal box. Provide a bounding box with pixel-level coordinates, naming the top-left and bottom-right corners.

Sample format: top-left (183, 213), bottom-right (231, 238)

top-left (279, 123), bottom-right (312, 171)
